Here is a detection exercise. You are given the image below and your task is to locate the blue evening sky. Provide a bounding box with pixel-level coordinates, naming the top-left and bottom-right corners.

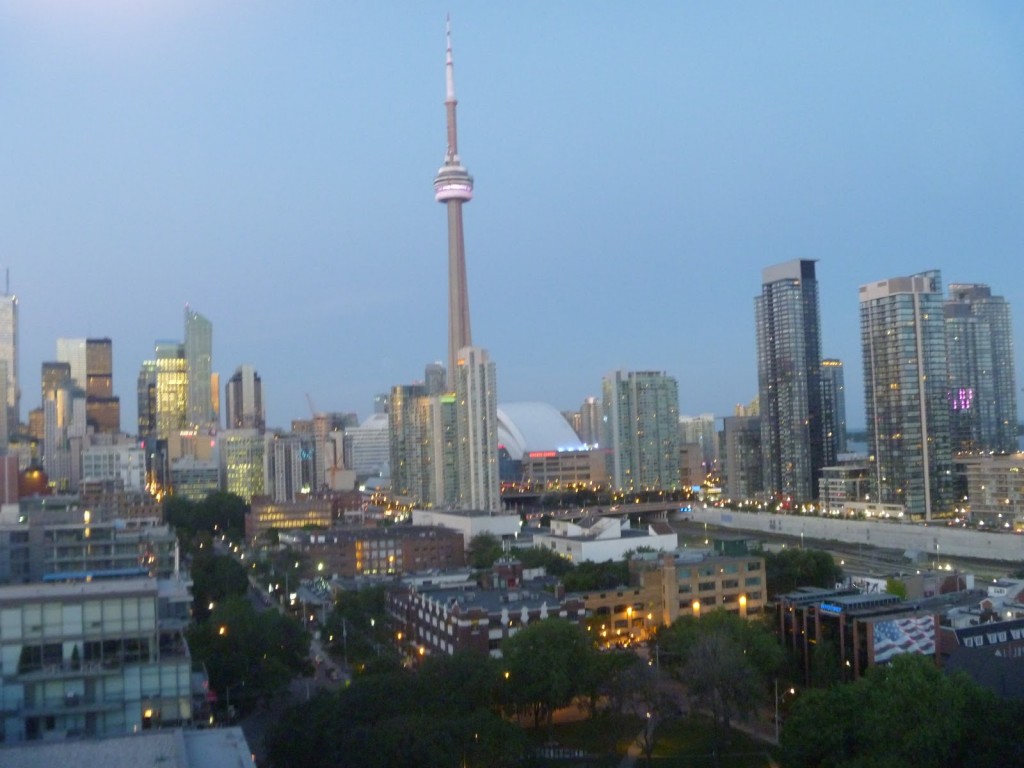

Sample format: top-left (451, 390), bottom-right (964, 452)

top-left (2, 2), bottom-right (1023, 432)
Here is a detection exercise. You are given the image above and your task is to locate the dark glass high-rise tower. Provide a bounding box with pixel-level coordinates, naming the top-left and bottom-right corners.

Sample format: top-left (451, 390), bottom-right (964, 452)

top-left (821, 358), bottom-right (847, 466)
top-left (944, 283), bottom-right (1017, 454)
top-left (755, 260), bottom-right (824, 504)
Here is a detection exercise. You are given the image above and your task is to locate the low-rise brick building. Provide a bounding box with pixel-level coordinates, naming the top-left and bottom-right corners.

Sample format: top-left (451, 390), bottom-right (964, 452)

top-left (386, 560), bottom-right (585, 658)
top-left (280, 525), bottom-right (465, 578)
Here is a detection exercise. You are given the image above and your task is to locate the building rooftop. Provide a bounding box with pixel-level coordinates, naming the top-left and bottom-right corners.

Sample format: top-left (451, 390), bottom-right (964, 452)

top-left (0, 728), bottom-right (254, 768)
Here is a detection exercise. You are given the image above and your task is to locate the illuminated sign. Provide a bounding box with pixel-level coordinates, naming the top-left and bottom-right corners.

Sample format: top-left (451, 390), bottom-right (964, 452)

top-left (819, 602), bottom-right (843, 614)
top-left (527, 451), bottom-right (557, 459)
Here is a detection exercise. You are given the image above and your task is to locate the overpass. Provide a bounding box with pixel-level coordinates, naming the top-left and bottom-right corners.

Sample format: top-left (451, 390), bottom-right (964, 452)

top-left (689, 506), bottom-right (1024, 564)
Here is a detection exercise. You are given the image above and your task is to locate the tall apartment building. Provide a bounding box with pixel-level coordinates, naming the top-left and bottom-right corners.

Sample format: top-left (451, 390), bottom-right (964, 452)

top-left (454, 347), bottom-right (500, 511)
top-left (722, 415), bottom-right (763, 501)
top-left (388, 383), bottom-right (428, 501)
top-left (265, 432), bottom-right (309, 503)
top-left (602, 370), bottom-right (682, 492)
top-left (184, 307), bottom-right (216, 428)
top-left (944, 284), bottom-right (1017, 454)
top-left (755, 259), bottom-right (824, 504)
top-left (679, 414), bottom-right (719, 471)
top-left (821, 358), bottom-right (848, 465)
top-left (860, 271), bottom-right (954, 519)
top-left (0, 577), bottom-right (193, 742)
top-left (225, 365), bottom-right (264, 432)
top-left (578, 396), bottom-right (602, 445)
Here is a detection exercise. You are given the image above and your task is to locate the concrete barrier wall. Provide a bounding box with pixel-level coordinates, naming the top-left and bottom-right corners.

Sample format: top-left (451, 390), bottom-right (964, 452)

top-left (689, 507), bottom-right (1024, 563)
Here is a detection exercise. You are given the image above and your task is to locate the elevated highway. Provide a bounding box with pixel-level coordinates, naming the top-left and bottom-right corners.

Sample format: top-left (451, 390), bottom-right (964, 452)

top-left (688, 506), bottom-right (1024, 564)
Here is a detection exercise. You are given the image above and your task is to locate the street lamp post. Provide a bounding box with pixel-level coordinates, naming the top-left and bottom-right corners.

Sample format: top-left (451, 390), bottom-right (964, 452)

top-left (774, 679), bottom-right (795, 743)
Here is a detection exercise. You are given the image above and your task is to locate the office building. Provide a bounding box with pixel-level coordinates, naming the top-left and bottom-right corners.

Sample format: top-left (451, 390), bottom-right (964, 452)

top-left (343, 413), bottom-right (391, 478)
top-left (137, 342), bottom-right (188, 442)
top-left (944, 284), bottom-right (1018, 454)
top-left (602, 370), bottom-right (682, 492)
top-left (820, 358), bottom-right (847, 466)
top-left (184, 307), bottom-right (216, 428)
top-left (860, 271), bottom-right (954, 519)
top-left (245, 496), bottom-right (333, 542)
top-left (81, 444), bottom-right (147, 492)
top-left (224, 365), bottom-right (264, 432)
top-left (82, 338), bottom-right (120, 434)
top-left (755, 259), bottom-right (825, 504)
top-left (454, 346), bottom-right (500, 512)
top-left (0, 280), bottom-right (18, 434)
top-left (218, 429), bottom-right (264, 503)
top-left (56, 338), bottom-right (87, 390)
top-left (169, 456), bottom-right (220, 502)
top-left (434, 20), bottom-right (476, 389)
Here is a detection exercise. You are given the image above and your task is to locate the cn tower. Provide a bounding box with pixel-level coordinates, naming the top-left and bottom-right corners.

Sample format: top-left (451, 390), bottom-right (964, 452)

top-left (433, 17), bottom-right (474, 389)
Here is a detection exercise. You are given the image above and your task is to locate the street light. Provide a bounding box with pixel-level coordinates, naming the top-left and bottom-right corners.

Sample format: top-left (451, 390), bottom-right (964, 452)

top-left (774, 679), bottom-right (795, 743)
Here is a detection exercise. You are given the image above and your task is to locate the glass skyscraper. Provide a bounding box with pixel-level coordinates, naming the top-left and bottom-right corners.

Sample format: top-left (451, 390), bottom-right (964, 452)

top-left (755, 260), bottom-right (824, 505)
top-left (0, 291), bottom-right (18, 434)
top-left (454, 346), bottom-right (500, 511)
top-left (860, 270), bottom-right (953, 519)
top-left (820, 358), bottom-right (847, 466)
top-left (184, 307), bottom-right (215, 428)
top-left (944, 284), bottom-right (1017, 454)
top-left (602, 370), bottom-right (682, 492)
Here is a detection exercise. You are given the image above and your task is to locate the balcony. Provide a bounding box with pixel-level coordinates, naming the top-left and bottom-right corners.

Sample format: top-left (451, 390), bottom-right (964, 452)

top-left (19, 694), bottom-right (122, 717)
top-left (14, 660), bottom-right (122, 682)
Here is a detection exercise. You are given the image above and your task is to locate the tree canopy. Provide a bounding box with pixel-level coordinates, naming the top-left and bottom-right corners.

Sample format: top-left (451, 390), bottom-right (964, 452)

top-left (781, 654), bottom-right (1024, 768)
top-left (760, 547), bottom-right (842, 597)
top-left (265, 651), bottom-right (528, 768)
top-left (187, 595), bottom-right (310, 713)
top-left (501, 617), bottom-right (602, 727)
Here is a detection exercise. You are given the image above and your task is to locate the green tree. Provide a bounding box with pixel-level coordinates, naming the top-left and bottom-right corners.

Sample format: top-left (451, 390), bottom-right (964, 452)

top-left (511, 545), bottom-right (573, 576)
top-left (265, 652), bottom-right (528, 768)
top-left (781, 654), bottom-right (1024, 768)
top-left (760, 547), bottom-right (842, 597)
top-left (501, 618), bottom-right (600, 728)
top-left (188, 596), bottom-right (309, 712)
top-left (466, 532), bottom-right (504, 569)
top-left (561, 559), bottom-right (630, 592)
top-left (190, 550), bottom-right (249, 620)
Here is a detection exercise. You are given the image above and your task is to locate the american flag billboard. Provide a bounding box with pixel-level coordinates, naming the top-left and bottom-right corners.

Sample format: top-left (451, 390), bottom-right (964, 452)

top-left (873, 615), bottom-right (935, 664)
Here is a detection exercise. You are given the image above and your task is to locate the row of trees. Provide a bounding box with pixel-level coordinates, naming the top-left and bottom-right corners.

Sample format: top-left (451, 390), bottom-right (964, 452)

top-left (265, 617), bottom-right (661, 767)
top-left (782, 654), bottom-right (1024, 767)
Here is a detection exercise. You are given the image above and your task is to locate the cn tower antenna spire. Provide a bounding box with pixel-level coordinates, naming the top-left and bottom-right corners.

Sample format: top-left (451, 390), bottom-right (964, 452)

top-left (434, 15), bottom-right (475, 389)
top-left (444, 14), bottom-right (459, 160)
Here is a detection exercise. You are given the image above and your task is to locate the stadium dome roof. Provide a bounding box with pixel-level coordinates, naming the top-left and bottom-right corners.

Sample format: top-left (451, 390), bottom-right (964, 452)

top-left (496, 401), bottom-right (587, 461)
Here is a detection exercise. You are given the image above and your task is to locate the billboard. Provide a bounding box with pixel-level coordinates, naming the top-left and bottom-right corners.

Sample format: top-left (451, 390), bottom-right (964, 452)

top-left (873, 615), bottom-right (935, 664)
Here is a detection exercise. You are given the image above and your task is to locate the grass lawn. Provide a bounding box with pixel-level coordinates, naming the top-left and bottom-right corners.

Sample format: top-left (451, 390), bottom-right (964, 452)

top-left (523, 712), bottom-right (643, 760)
top-left (651, 715), bottom-right (778, 767)
top-left (521, 712), bottom-right (777, 768)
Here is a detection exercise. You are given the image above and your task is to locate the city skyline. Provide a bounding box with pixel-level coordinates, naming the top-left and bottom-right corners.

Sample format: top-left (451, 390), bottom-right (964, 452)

top-left (3, 4), bottom-right (1024, 431)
